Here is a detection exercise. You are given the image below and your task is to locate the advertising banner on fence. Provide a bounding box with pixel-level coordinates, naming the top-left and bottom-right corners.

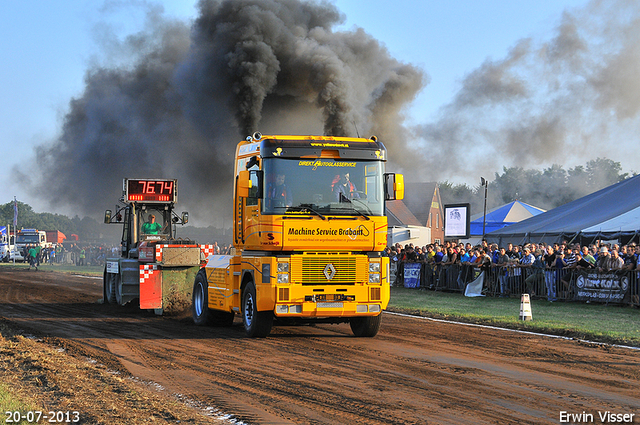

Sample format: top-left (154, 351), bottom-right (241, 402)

top-left (574, 272), bottom-right (629, 303)
top-left (404, 262), bottom-right (421, 288)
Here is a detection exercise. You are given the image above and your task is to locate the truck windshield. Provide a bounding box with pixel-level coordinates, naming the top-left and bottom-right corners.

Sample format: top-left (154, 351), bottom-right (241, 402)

top-left (16, 235), bottom-right (40, 244)
top-left (262, 158), bottom-right (385, 216)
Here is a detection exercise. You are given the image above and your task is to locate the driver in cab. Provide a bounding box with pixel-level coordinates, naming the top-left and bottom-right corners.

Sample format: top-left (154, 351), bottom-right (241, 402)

top-left (332, 172), bottom-right (360, 201)
top-left (266, 173), bottom-right (293, 209)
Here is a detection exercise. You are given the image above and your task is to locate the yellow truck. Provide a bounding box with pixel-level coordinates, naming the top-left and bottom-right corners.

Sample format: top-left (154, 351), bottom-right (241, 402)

top-left (192, 133), bottom-right (404, 337)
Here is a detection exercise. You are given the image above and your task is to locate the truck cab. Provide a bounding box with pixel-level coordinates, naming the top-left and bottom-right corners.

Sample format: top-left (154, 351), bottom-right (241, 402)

top-left (193, 134), bottom-right (404, 337)
top-left (0, 227), bottom-right (9, 261)
top-left (15, 228), bottom-right (48, 253)
top-left (234, 134), bottom-right (401, 252)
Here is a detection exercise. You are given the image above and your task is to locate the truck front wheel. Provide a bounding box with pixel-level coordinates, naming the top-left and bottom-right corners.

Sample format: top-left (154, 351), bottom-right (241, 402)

top-left (350, 314), bottom-right (382, 337)
top-left (242, 281), bottom-right (273, 338)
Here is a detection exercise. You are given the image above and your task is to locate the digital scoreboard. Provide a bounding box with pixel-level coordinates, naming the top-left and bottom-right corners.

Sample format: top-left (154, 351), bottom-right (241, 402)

top-left (125, 179), bottom-right (177, 203)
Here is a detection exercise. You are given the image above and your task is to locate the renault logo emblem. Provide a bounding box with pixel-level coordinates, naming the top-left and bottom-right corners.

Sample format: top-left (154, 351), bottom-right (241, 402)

top-left (323, 263), bottom-right (336, 280)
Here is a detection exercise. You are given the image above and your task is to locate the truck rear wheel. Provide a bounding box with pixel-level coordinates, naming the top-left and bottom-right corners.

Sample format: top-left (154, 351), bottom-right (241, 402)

top-left (192, 270), bottom-right (211, 325)
top-left (350, 314), bottom-right (382, 337)
top-left (242, 281), bottom-right (273, 338)
top-left (192, 270), bottom-right (234, 327)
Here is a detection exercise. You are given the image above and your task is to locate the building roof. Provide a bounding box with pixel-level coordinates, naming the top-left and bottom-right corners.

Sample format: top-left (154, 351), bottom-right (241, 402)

top-left (386, 200), bottom-right (422, 226)
top-left (403, 182), bottom-right (439, 226)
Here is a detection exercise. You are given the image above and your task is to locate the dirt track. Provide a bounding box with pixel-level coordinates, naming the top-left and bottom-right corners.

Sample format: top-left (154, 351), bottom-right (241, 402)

top-left (0, 268), bottom-right (639, 424)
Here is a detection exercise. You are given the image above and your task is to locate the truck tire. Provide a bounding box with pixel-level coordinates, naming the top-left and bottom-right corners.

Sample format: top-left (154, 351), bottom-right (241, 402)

top-left (192, 270), bottom-right (235, 327)
top-left (242, 281), bottom-right (273, 338)
top-left (192, 270), bottom-right (211, 325)
top-left (350, 314), bottom-right (382, 337)
top-left (104, 272), bottom-right (117, 304)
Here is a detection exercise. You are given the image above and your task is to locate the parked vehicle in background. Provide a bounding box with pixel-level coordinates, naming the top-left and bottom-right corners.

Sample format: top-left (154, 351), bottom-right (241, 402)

top-left (15, 228), bottom-right (48, 253)
top-left (8, 249), bottom-right (25, 262)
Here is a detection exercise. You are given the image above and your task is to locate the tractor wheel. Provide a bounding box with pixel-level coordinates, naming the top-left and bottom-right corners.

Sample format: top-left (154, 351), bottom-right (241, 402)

top-left (242, 281), bottom-right (273, 338)
top-left (114, 273), bottom-right (124, 305)
top-left (350, 314), bottom-right (382, 337)
top-left (104, 272), bottom-right (117, 304)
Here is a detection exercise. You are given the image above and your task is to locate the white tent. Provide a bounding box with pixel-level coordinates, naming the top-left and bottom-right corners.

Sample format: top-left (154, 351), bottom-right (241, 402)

top-left (581, 205), bottom-right (640, 239)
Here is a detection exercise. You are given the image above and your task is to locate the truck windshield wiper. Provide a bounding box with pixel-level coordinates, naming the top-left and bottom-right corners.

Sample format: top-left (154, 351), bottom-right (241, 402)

top-left (331, 206), bottom-right (371, 220)
top-left (286, 204), bottom-right (326, 220)
top-left (347, 206), bottom-right (370, 220)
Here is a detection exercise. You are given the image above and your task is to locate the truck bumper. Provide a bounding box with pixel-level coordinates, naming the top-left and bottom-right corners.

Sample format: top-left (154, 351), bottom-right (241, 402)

top-left (272, 283), bottom-right (389, 318)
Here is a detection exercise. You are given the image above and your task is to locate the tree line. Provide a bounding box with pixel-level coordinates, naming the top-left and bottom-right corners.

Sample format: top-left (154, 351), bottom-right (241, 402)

top-left (0, 201), bottom-right (109, 243)
top-left (438, 158), bottom-right (635, 215)
top-left (1, 157), bottom-right (633, 241)
top-left (0, 201), bottom-right (228, 245)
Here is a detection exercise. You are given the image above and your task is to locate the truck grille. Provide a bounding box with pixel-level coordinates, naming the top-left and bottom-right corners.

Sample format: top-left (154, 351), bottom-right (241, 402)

top-left (290, 254), bottom-right (367, 285)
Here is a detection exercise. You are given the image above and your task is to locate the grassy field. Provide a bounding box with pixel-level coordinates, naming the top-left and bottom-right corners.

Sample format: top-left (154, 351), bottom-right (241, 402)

top-left (0, 381), bottom-right (37, 422)
top-left (389, 286), bottom-right (640, 347)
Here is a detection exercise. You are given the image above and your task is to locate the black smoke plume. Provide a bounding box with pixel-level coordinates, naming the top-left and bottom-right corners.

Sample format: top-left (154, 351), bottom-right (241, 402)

top-left (20, 0), bottom-right (424, 225)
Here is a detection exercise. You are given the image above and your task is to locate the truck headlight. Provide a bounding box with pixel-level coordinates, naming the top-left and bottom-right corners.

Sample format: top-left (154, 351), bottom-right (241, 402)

top-left (369, 262), bottom-right (380, 273)
top-left (277, 262), bottom-right (289, 273)
top-left (277, 273), bottom-right (290, 283)
top-left (369, 273), bottom-right (380, 283)
top-left (277, 261), bottom-right (289, 283)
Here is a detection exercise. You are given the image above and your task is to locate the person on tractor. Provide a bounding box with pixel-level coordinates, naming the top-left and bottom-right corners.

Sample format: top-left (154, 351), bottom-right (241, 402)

top-left (141, 214), bottom-right (163, 235)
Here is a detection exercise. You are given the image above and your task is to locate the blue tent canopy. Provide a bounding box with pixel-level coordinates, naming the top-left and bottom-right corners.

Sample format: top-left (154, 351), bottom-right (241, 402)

top-left (470, 200), bottom-right (546, 236)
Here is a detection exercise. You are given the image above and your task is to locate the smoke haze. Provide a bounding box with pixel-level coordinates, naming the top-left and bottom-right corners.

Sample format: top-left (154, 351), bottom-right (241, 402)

top-left (21, 0), bottom-right (424, 225)
top-left (18, 0), bottom-right (640, 224)
top-left (415, 0), bottom-right (640, 187)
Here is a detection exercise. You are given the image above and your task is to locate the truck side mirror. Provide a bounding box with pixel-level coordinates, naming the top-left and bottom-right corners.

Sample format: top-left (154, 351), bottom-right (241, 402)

top-left (182, 212), bottom-right (189, 224)
top-left (104, 210), bottom-right (112, 224)
top-left (384, 173), bottom-right (404, 200)
top-left (237, 170), bottom-right (252, 198)
top-left (394, 173), bottom-right (405, 200)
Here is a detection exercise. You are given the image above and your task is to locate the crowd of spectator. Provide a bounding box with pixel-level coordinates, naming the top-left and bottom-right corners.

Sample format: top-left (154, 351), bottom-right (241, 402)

top-left (4, 238), bottom-right (237, 270)
top-left (385, 240), bottom-right (640, 305)
top-left (9, 243), bottom-right (114, 267)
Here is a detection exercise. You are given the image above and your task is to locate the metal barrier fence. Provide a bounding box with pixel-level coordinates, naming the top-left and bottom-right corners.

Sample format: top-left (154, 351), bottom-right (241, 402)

top-left (392, 261), bottom-right (640, 305)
